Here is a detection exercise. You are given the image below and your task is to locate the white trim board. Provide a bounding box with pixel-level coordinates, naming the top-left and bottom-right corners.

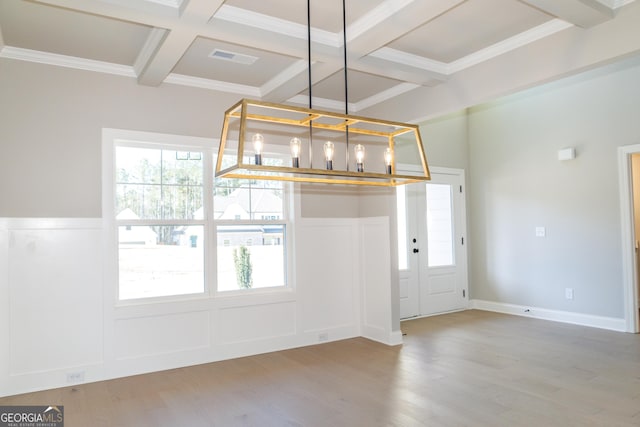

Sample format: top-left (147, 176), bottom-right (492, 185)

top-left (617, 144), bottom-right (640, 333)
top-left (470, 300), bottom-right (626, 332)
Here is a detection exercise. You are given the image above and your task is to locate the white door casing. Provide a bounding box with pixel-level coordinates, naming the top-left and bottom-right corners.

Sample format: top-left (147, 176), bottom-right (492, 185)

top-left (398, 167), bottom-right (469, 319)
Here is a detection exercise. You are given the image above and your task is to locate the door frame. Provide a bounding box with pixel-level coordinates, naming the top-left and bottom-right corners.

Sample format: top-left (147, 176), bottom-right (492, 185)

top-left (618, 144), bottom-right (640, 333)
top-left (397, 165), bottom-right (469, 318)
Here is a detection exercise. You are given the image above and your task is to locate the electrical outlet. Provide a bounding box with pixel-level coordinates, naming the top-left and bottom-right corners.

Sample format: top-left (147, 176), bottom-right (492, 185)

top-left (66, 371), bottom-right (85, 384)
top-left (565, 288), bottom-right (574, 300)
top-left (318, 332), bottom-right (328, 342)
top-left (535, 227), bottom-right (546, 237)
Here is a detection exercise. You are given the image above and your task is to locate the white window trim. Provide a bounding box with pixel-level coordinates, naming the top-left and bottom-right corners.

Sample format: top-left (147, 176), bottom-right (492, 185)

top-left (102, 128), bottom-right (295, 306)
top-left (103, 128), bottom-right (214, 305)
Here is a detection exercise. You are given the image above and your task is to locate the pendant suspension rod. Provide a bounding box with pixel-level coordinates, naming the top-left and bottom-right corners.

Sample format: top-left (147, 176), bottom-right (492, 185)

top-left (343, 0), bottom-right (350, 171)
top-left (307, 0), bottom-right (313, 169)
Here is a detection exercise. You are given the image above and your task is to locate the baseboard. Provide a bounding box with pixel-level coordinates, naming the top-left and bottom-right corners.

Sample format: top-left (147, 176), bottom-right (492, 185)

top-left (361, 326), bottom-right (404, 346)
top-left (470, 299), bottom-right (626, 332)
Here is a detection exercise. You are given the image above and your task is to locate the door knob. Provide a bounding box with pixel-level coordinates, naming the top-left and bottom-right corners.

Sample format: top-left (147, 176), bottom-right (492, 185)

top-left (413, 248), bottom-right (419, 253)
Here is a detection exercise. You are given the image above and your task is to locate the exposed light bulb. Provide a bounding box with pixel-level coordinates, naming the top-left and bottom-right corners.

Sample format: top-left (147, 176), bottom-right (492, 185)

top-left (290, 137), bottom-right (301, 168)
top-left (384, 147), bottom-right (393, 174)
top-left (252, 133), bottom-right (264, 165)
top-left (324, 141), bottom-right (334, 170)
top-left (355, 144), bottom-right (365, 172)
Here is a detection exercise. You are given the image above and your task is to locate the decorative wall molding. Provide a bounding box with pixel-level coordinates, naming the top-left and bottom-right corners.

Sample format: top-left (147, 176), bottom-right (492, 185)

top-left (0, 217), bottom-right (102, 229)
top-left (0, 215), bottom-right (398, 397)
top-left (0, 46), bottom-right (136, 78)
top-left (164, 72), bottom-right (260, 97)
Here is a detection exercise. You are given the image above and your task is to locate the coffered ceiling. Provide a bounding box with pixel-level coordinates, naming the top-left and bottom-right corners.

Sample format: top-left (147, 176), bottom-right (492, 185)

top-left (0, 0), bottom-right (639, 121)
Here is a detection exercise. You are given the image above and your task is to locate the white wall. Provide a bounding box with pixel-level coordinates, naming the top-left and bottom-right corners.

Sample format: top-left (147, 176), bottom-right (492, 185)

top-left (0, 58), bottom-right (239, 218)
top-left (0, 59), bottom-right (400, 397)
top-left (467, 55), bottom-right (640, 320)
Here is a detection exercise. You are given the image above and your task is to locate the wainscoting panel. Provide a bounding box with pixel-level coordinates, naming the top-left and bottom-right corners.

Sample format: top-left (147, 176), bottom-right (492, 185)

top-left (216, 301), bottom-right (296, 344)
top-left (360, 218), bottom-right (398, 345)
top-left (115, 310), bottom-right (211, 360)
top-left (296, 220), bottom-right (360, 334)
top-left (8, 225), bottom-right (103, 375)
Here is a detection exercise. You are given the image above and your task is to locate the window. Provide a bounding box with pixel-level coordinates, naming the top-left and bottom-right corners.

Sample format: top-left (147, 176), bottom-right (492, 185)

top-left (426, 183), bottom-right (454, 267)
top-left (105, 129), bottom-right (292, 301)
top-left (115, 145), bottom-right (205, 300)
top-left (214, 170), bottom-right (289, 292)
top-left (396, 185), bottom-right (408, 270)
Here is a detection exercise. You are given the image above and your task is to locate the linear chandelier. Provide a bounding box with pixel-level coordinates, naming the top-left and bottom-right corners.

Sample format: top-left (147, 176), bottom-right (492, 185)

top-left (215, 1), bottom-right (430, 187)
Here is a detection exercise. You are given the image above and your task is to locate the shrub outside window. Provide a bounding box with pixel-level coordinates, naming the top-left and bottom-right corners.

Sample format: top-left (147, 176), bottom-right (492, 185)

top-left (214, 158), bottom-right (288, 292)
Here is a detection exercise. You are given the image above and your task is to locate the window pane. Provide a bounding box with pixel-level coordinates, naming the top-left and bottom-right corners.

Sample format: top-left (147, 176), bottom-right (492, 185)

top-left (116, 146), bottom-right (161, 184)
top-left (116, 183), bottom-right (162, 220)
top-left (426, 183), bottom-right (454, 267)
top-left (162, 150), bottom-right (203, 185)
top-left (118, 225), bottom-right (204, 300)
top-left (216, 225), bottom-right (285, 291)
top-left (396, 186), bottom-right (408, 270)
top-left (162, 185), bottom-right (203, 220)
top-left (116, 147), bottom-right (203, 220)
top-left (214, 183), bottom-right (283, 220)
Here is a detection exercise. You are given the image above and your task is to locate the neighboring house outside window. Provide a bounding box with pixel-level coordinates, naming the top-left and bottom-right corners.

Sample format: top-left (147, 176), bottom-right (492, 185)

top-left (214, 173), bottom-right (288, 292)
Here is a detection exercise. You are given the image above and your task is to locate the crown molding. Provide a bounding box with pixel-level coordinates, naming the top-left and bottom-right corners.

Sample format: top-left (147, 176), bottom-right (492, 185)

top-left (0, 46), bottom-right (136, 77)
top-left (368, 18), bottom-right (573, 76)
top-left (448, 19), bottom-right (573, 73)
top-left (369, 48), bottom-right (449, 74)
top-left (214, 5), bottom-right (339, 48)
top-left (260, 60), bottom-right (309, 97)
top-left (347, 0), bottom-right (414, 42)
top-left (355, 82), bottom-right (420, 112)
top-left (164, 73), bottom-right (260, 97)
top-left (0, 46), bottom-right (261, 97)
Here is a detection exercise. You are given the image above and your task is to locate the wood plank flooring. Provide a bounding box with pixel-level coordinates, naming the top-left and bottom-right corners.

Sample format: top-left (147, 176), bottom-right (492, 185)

top-left (2, 310), bottom-right (640, 426)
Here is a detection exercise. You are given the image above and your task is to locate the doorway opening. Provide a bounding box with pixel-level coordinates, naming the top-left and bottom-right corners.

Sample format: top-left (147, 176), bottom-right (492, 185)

top-left (397, 167), bottom-right (469, 319)
top-left (617, 144), bottom-right (640, 333)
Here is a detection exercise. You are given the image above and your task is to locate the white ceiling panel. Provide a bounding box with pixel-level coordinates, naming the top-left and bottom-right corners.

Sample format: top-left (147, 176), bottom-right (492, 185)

top-left (173, 37), bottom-right (300, 87)
top-left (0, 0), bottom-right (151, 66)
top-left (0, 0), bottom-right (635, 113)
top-left (388, 0), bottom-right (554, 63)
top-left (222, 0), bottom-right (385, 33)
top-left (301, 70), bottom-right (402, 104)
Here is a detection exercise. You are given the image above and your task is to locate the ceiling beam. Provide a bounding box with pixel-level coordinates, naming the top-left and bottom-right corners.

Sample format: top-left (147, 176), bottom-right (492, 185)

top-left (32, 0), bottom-right (178, 28)
top-left (520, 0), bottom-right (614, 28)
top-left (135, 27), bottom-right (197, 86)
top-left (261, 61), bottom-right (342, 103)
top-left (257, 0), bottom-right (458, 101)
top-left (347, 0), bottom-right (466, 59)
top-left (353, 54), bottom-right (447, 85)
top-left (360, 1), bottom-right (640, 123)
top-left (137, 0), bottom-right (225, 86)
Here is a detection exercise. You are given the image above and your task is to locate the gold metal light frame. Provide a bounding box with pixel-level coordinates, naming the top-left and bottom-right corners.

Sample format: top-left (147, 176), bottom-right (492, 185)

top-left (215, 99), bottom-right (430, 187)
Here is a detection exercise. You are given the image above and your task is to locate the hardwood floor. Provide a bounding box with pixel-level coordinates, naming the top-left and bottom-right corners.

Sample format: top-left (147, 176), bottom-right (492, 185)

top-left (2, 310), bottom-right (640, 426)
